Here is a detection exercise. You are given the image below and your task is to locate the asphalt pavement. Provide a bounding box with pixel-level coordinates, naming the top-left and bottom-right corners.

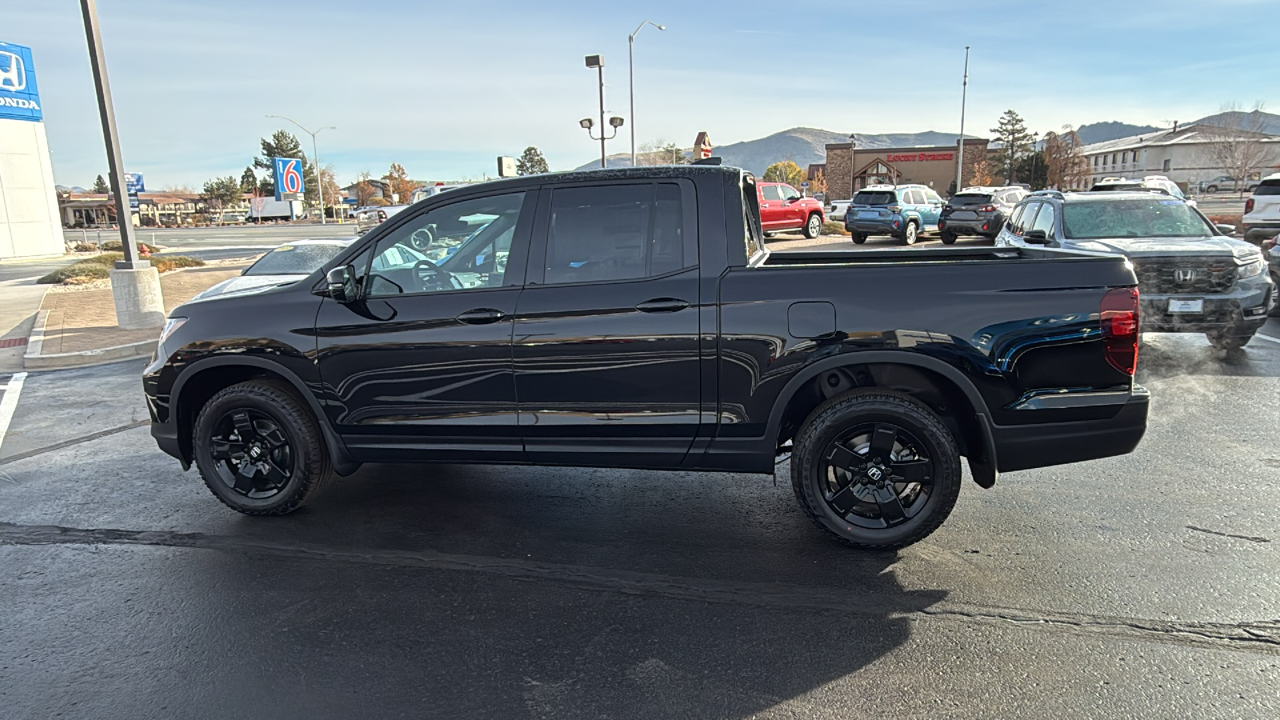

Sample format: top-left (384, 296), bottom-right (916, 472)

top-left (0, 299), bottom-right (1277, 716)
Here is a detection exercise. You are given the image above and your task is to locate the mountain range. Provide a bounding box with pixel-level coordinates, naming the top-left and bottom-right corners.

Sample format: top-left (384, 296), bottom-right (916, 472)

top-left (574, 111), bottom-right (1280, 176)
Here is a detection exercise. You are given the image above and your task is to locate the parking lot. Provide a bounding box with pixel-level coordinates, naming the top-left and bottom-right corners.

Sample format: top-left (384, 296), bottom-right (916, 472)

top-left (1, 229), bottom-right (1278, 718)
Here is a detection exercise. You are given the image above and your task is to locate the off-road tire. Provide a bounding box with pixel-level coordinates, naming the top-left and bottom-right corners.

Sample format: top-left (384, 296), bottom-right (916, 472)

top-left (803, 212), bottom-right (823, 239)
top-left (791, 390), bottom-right (961, 550)
top-left (193, 380), bottom-right (332, 516)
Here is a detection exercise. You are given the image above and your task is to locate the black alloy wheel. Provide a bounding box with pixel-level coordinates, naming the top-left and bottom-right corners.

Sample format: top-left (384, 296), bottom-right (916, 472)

top-left (791, 390), bottom-right (961, 550)
top-left (208, 408), bottom-right (294, 499)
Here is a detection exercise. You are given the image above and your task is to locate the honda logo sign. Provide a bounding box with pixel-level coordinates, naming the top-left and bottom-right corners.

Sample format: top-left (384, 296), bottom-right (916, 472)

top-left (0, 42), bottom-right (42, 122)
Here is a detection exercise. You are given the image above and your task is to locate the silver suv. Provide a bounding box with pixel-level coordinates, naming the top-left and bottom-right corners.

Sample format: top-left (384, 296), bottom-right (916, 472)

top-left (996, 190), bottom-right (1275, 350)
top-left (1243, 173), bottom-right (1280, 243)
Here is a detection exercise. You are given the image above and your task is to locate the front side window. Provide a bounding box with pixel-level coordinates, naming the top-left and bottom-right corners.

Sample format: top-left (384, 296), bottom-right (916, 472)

top-left (762, 185), bottom-right (785, 202)
top-left (544, 183), bottom-right (687, 285)
top-left (780, 185), bottom-right (801, 200)
top-left (364, 192), bottom-right (526, 297)
top-left (1030, 202), bottom-right (1056, 236)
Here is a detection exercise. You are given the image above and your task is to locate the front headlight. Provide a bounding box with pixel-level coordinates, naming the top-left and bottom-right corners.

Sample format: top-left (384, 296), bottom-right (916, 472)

top-left (1238, 259), bottom-right (1265, 279)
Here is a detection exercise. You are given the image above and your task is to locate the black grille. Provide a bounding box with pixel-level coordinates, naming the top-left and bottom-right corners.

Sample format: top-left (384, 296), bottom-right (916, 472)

top-left (1132, 259), bottom-right (1236, 294)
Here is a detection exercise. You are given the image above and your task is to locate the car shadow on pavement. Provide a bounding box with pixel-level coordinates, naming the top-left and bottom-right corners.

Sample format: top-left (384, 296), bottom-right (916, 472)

top-left (175, 463), bottom-right (949, 717)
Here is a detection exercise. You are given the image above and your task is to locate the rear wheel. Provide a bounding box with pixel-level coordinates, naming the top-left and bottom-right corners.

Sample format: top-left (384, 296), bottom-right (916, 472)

top-left (939, 232), bottom-right (958, 245)
top-left (903, 221), bottom-right (919, 245)
top-left (193, 380), bottom-right (332, 516)
top-left (1205, 185), bottom-right (1219, 193)
top-left (851, 232), bottom-right (868, 245)
top-left (803, 212), bottom-right (822, 239)
top-left (791, 390), bottom-right (961, 550)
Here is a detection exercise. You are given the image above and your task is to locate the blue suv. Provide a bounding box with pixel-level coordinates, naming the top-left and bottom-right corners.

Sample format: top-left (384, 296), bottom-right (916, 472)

top-left (844, 184), bottom-right (944, 245)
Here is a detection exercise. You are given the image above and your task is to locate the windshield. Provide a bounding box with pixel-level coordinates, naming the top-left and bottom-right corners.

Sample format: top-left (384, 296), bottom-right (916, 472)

top-left (1061, 198), bottom-right (1213, 239)
top-left (246, 243), bottom-right (349, 276)
top-left (853, 191), bottom-right (895, 205)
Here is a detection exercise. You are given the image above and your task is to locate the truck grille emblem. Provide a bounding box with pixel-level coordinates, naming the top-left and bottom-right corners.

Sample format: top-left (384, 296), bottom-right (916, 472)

top-left (1174, 268), bottom-right (1196, 283)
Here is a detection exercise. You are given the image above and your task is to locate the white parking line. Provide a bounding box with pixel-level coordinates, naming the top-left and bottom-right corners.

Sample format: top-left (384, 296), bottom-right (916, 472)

top-left (1255, 333), bottom-right (1280, 345)
top-left (0, 372), bottom-right (27, 454)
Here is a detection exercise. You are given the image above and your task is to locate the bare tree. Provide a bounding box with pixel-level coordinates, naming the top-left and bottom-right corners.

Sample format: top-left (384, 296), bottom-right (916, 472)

top-left (354, 172), bottom-right (377, 205)
top-left (1200, 103), bottom-right (1280, 195)
top-left (635, 139), bottom-right (686, 166)
top-left (1043, 125), bottom-right (1090, 190)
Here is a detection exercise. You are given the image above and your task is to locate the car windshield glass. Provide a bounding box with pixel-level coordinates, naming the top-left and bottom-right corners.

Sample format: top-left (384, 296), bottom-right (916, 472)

top-left (1061, 198), bottom-right (1213, 239)
top-left (1255, 181), bottom-right (1280, 196)
top-left (950, 193), bottom-right (992, 206)
top-left (245, 244), bottom-right (348, 276)
top-left (853, 191), bottom-right (894, 205)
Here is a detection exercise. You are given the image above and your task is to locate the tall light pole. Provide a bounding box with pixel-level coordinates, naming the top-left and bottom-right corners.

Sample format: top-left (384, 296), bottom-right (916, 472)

top-left (955, 46), bottom-right (970, 195)
top-left (265, 115), bottom-right (335, 224)
top-left (628, 20), bottom-right (665, 166)
top-left (80, 0), bottom-right (165, 329)
top-left (582, 55), bottom-right (624, 167)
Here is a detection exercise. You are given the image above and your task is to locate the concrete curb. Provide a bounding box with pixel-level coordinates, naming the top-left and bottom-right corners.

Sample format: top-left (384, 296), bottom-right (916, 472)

top-left (22, 308), bottom-right (156, 371)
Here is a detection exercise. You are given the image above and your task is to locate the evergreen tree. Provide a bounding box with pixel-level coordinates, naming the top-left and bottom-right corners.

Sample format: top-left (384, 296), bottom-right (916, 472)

top-left (239, 166), bottom-right (257, 193)
top-left (990, 110), bottom-right (1032, 182)
top-left (90, 175), bottom-right (110, 194)
top-left (252, 130), bottom-right (316, 202)
top-left (516, 146), bottom-right (549, 175)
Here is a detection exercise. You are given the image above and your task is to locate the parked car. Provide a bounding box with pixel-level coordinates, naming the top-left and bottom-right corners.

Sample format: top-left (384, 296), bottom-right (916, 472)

top-left (758, 181), bottom-right (825, 238)
top-left (826, 198), bottom-right (852, 220)
top-left (355, 205), bottom-right (408, 234)
top-left (844, 184), bottom-right (945, 245)
top-left (1243, 173), bottom-right (1280, 243)
top-left (145, 165), bottom-right (1149, 551)
top-left (1091, 176), bottom-right (1193, 205)
top-left (937, 186), bottom-right (1028, 244)
top-left (193, 239), bottom-right (358, 301)
top-left (1264, 234), bottom-right (1280, 316)
top-left (1198, 175), bottom-right (1260, 194)
top-left (996, 190), bottom-right (1275, 349)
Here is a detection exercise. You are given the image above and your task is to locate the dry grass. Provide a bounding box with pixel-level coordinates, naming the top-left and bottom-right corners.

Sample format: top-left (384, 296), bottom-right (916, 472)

top-left (38, 252), bottom-right (206, 284)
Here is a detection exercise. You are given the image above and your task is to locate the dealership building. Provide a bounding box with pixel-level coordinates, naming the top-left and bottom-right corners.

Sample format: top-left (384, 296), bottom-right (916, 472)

top-left (0, 41), bottom-right (63, 259)
top-left (817, 137), bottom-right (990, 200)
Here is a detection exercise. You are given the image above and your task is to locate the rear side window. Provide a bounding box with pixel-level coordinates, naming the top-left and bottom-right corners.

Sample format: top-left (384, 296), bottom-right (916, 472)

top-left (545, 183), bottom-right (686, 285)
top-left (853, 191), bottom-right (894, 205)
top-left (1255, 181), bottom-right (1280, 196)
top-left (951, 193), bottom-right (993, 206)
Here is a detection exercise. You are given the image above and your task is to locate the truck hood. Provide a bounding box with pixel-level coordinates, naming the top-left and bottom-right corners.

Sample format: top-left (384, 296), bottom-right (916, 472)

top-left (191, 274), bottom-right (307, 301)
top-left (1064, 235), bottom-right (1259, 260)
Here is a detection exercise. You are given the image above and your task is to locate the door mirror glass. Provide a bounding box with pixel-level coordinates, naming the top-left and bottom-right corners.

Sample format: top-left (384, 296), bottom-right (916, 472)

top-left (1023, 229), bottom-right (1050, 244)
top-left (325, 265), bottom-right (356, 302)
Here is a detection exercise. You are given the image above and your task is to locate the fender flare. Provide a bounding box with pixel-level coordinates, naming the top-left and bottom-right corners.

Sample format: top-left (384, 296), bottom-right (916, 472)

top-left (764, 350), bottom-right (999, 488)
top-left (172, 355), bottom-right (360, 476)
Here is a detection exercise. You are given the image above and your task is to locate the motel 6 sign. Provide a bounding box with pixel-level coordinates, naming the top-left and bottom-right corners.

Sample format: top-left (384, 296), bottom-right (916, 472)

top-left (273, 157), bottom-right (305, 201)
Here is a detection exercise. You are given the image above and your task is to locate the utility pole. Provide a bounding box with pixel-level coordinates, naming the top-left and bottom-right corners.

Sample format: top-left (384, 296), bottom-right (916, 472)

top-left (628, 20), bottom-right (665, 166)
top-left (955, 46), bottom-right (970, 194)
top-left (80, 0), bottom-right (164, 329)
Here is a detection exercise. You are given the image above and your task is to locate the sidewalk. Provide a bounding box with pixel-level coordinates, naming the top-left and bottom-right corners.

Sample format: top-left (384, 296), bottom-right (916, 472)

top-left (24, 263), bottom-right (248, 369)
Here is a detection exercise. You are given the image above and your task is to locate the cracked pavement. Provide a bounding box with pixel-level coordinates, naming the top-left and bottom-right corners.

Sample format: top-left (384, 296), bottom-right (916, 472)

top-left (1, 324), bottom-right (1278, 718)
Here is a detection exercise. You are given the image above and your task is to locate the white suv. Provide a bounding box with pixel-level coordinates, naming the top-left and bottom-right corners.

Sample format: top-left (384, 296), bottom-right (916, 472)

top-left (1243, 173), bottom-right (1280, 244)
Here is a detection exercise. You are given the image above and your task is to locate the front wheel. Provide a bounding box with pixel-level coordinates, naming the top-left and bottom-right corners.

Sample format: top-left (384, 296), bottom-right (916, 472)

top-left (803, 213), bottom-right (822, 239)
top-left (193, 380), bottom-right (333, 516)
top-left (1205, 185), bottom-right (1218, 193)
top-left (903, 221), bottom-right (919, 245)
top-left (791, 390), bottom-right (962, 550)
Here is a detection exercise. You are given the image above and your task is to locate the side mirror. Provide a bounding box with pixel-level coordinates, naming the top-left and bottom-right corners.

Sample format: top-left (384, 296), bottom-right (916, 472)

top-left (324, 265), bottom-right (357, 303)
top-left (1023, 229), bottom-right (1051, 245)
top-left (1215, 224), bottom-right (1236, 236)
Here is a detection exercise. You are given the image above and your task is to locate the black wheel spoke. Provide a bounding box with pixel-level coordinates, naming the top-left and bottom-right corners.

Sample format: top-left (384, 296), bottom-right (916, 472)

top-left (891, 459), bottom-right (930, 484)
top-left (210, 439), bottom-right (244, 460)
top-left (828, 484), bottom-right (862, 514)
top-left (259, 458), bottom-right (289, 488)
top-left (867, 424), bottom-right (897, 461)
top-left (828, 443), bottom-right (859, 471)
top-left (873, 485), bottom-right (907, 524)
top-left (232, 412), bottom-right (256, 441)
top-left (261, 428), bottom-right (288, 449)
top-left (232, 463), bottom-right (258, 493)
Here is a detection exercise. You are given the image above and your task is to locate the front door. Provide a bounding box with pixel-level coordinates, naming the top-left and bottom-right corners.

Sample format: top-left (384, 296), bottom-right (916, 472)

top-left (759, 184), bottom-right (786, 231)
top-left (315, 190), bottom-right (534, 462)
top-left (513, 180), bottom-right (702, 467)
top-left (920, 189), bottom-right (944, 231)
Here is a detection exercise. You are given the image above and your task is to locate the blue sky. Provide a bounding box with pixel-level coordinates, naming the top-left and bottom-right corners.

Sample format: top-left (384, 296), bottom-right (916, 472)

top-left (4, 0), bottom-right (1277, 189)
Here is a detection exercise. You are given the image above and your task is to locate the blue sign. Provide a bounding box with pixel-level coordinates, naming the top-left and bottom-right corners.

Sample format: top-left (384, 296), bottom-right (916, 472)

top-left (273, 157), bottom-right (305, 201)
top-left (125, 173), bottom-right (145, 194)
top-left (0, 42), bottom-right (41, 122)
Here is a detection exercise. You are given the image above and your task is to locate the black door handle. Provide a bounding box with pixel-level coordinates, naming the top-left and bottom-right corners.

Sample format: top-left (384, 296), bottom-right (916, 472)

top-left (635, 298), bottom-right (690, 313)
top-left (456, 308), bottom-right (506, 324)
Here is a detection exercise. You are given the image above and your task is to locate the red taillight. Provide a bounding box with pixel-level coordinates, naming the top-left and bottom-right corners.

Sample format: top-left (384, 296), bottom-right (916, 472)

top-left (978, 204), bottom-right (998, 212)
top-left (1101, 287), bottom-right (1139, 375)
top-left (1245, 198), bottom-right (1255, 214)
top-left (888, 205), bottom-right (902, 213)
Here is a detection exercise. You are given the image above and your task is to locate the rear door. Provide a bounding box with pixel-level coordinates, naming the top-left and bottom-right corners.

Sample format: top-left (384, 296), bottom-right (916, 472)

top-left (513, 180), bottom-right (701, 467)
top-left (920, 188), bottom-right (944, 230)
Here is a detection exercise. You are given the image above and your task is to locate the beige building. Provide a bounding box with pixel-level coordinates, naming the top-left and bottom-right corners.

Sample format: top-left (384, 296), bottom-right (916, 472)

top-left (821, 139), bottom-right (990, 200)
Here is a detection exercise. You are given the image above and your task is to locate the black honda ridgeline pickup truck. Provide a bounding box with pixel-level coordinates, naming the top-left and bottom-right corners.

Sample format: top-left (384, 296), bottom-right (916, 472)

top-left (145, 166), bottom-right (1149, 549)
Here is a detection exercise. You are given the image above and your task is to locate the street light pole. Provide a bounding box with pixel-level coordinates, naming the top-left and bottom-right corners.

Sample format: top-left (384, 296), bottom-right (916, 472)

top-left (265, 115), bottom-right (335, 224)
top-left (628, 20), bottom-right (665, 166)
top-left (955, 46), bottom-right (970, 194)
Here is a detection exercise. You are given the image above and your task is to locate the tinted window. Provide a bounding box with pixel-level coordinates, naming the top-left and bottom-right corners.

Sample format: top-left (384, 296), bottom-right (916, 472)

top-left (1030, 202), bottom-right (1056, 236)
top-left (246, 243), bottom-right (349, 276)
top-left (853, 191), bottom-right (895, 205)
top-left (1014, 202), bottom-right (1041, 235)
top-left (545, 183), bottom-right (686, 285)
top-left (762, 185), bottom-right (785, 201)
top-left (951, 193), bottom-right (993, 206)
top-left (365, 192), bottom-right (525, 297)
top-left (1255, 181), bottom-right (1280, 196)
top-left (1006, 204), bottom-right (1027, 234)
top-left (1061, 198), bottom-right (1213, 239)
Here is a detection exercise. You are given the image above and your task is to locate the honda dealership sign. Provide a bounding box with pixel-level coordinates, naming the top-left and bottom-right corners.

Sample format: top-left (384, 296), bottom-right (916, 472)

top-left (0, 42), bottom-right (41, 122)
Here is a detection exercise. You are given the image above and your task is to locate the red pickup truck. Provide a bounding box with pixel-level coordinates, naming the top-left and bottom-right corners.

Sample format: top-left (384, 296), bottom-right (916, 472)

top-left (759, 182), bottom-right (825, 238)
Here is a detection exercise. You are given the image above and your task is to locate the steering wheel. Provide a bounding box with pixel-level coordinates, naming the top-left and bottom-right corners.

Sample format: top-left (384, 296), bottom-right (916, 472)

top-left (412, 258), bottom-right (452, 292)
top-left (409, 226), bottom-right (435, 251)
